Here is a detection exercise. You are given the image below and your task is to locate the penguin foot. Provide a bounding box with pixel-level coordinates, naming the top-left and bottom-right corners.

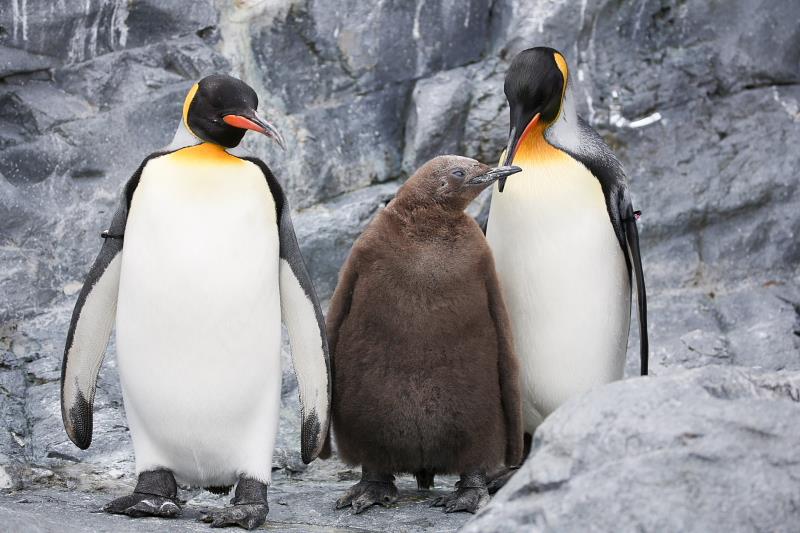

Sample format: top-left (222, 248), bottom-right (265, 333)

top-left (431, 472), bottom-right (490, 514)
top-left (431, 487), bottom-right (490, 514)
top-left (201, 504), bottom-right (268, 530)
top-left (103, 493), bottom-right (181, 518)
top-left (335, 471), bottom-right (398, 514)
top-left (103, 469), bottom-right (181, 518)
top-left (201, 475), bottom-right (269, 530)
top-left (487, 467), bottom-right (519, 494)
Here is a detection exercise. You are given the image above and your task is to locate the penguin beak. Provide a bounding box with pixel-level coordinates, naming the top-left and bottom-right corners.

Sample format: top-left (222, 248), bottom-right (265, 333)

top-left (499, 112), bottom-right (541, 192)
top-left (467, 165), bottom-right (522, 187)
top-left (222, 112), bottom-right (287, 150)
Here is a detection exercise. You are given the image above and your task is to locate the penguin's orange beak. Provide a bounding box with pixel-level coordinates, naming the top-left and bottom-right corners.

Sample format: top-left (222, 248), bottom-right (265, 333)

top-left (223, 113), bottom-right (286, 150)
top-left (499, 112), bottom-right (541, 192)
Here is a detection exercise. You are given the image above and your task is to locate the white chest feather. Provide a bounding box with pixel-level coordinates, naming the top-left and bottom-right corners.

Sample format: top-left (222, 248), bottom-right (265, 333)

top-left (115, 149), bottom-right (282, 486)
top-left (486, 156), bottom-right (631, 430)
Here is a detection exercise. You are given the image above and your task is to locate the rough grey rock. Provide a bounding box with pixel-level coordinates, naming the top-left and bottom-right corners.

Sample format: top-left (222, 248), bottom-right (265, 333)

top-left (403, 69), bottom-right (473, 173)
top-left (295, 180), bottom-right (400, 301)
top-left (0, 0), bottom-right (218, 64)
top-left (463, 366), bottom-right (800, 533)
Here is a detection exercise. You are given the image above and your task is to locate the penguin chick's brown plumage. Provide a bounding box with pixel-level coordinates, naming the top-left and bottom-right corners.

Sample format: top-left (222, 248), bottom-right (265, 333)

top-left (327, 155), bottom-right (524, 514)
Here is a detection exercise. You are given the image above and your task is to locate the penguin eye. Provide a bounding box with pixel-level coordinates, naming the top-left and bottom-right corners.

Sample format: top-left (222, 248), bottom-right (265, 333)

top-left (451, 169), bottom-right (466, 178)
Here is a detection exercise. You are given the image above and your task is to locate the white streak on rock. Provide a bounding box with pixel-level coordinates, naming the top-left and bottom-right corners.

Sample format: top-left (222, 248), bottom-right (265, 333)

top-left (772, 86), bottom-right (800, 122)
top-left (0, 466), bottom-right (13, 489)
top-left (413, 0), bottom-right (425, 40)
top-left (628, 112), bottom-right (662, 129)
top-left (11, 0), bottom-right (19, 41)
top-left (111, 0), bottom-right (129, 49)
top-left (21, 0), bottom-right (29, 41)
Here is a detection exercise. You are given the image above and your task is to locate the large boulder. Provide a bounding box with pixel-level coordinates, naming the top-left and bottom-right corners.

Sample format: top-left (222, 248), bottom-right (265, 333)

top-left (463, 366), bottom-right (800, 532)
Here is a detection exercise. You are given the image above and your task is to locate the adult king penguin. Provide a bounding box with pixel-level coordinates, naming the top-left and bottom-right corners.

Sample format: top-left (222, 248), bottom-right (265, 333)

top-left (486, 47), bottom-right (648, 443)
top-left (60, 74), bottom-right (330, 529)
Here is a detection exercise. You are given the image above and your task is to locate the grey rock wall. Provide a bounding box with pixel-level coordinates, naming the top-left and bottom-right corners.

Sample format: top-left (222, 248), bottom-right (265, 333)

top-left (1, 0), bottom-right (799, 530)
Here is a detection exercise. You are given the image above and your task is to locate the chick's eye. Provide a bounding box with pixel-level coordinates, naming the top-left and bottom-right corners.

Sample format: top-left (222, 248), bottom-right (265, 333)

top-left (452, 169), bottom-right (466, 178)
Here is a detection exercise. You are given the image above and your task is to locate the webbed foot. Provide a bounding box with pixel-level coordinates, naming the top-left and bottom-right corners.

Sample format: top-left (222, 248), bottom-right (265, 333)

top-left (103, 469), bottom-right (181, 518)
top-left (431, 471), bottom-right (490, 514)
top-left (201, 476), bottom-right (269, 530)
top-left (202, 503), bottom-right (268, 529)
top-left (335, 470), bottom-right (398, 514)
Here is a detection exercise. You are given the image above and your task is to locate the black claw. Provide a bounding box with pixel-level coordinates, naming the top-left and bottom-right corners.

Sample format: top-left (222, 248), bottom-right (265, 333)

top-left (335, 498), bottom-right (350, 510)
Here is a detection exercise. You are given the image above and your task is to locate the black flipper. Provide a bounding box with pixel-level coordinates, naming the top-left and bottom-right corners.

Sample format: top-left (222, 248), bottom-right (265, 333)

top-left (242, 157), bottom-right (331, 464)
top-left (60, 152), bottom-right (166, 449)
top-left (621, 196), bottom-right (648, 376)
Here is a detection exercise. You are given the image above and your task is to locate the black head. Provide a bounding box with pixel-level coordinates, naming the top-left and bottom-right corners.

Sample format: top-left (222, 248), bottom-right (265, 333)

top-left (399, 155), bottom-right (521, 211)
top-left (500, 47), bottom-right (569, 189)
top-left (183, 74), bottom-right (286, 149)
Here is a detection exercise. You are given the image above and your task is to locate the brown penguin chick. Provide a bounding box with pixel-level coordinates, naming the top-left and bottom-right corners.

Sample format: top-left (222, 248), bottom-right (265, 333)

top-left (326, 155), bottom-right (524, 515)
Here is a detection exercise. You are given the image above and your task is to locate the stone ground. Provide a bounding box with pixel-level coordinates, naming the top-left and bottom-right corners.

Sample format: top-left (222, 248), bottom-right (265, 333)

top-left (0, 459), bottom-right (467, 533)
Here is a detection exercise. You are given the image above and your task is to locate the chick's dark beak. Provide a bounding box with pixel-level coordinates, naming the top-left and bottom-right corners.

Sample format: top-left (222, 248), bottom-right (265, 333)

top-left (466, 165), bottom-right (522, 187)
top-left (223, 111), bottom-right (286, 150)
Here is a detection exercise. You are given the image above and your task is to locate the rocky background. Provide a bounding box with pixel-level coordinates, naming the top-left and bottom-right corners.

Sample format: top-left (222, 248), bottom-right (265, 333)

top-left (1, 0), bottom-right (798, 531)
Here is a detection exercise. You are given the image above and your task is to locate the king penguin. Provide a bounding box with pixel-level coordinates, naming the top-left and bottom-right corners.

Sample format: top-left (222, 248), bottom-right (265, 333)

top-left (486, 47), bottom-right (648, 443)
top-left (60, 74), bottom-right (330, 529)
top-left (326, 156), bottom-right (523, 514)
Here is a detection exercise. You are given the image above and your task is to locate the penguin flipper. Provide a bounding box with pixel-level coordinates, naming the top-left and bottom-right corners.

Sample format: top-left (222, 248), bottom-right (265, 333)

top-left (60, 156), bottom-right (155, 449)
top-left (244, 157), bottom-right (331, 464)
top-left (621, 196), bottom-right (649, 376)
top-left (484, 253), bottom-right (524, 466)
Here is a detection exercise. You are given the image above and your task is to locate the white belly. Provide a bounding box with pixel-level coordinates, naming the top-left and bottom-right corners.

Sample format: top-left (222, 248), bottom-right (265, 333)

top-left (486, 158), bottom-right (631, 432)
top-left (116, 152), bottom-right (282, 486)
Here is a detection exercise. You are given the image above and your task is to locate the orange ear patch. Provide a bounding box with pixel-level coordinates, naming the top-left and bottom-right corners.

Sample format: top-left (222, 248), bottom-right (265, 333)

top-left (553, 52), bottom-right (569, 86)
top-left (553, 52), bottom-right (569, 119)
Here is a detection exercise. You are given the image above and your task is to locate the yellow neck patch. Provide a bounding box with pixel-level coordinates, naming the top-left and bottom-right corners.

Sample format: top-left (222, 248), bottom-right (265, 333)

top-left (182, 83), bottom-right (200, 137)
top-left (553, 52), bottom-right (569, 124)
top-left (553, 53), bottom-right (568, 92)
top-left (169, 143), bottom-right (243, 165)
top-left (513, 120), bottom-right (570, 166)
